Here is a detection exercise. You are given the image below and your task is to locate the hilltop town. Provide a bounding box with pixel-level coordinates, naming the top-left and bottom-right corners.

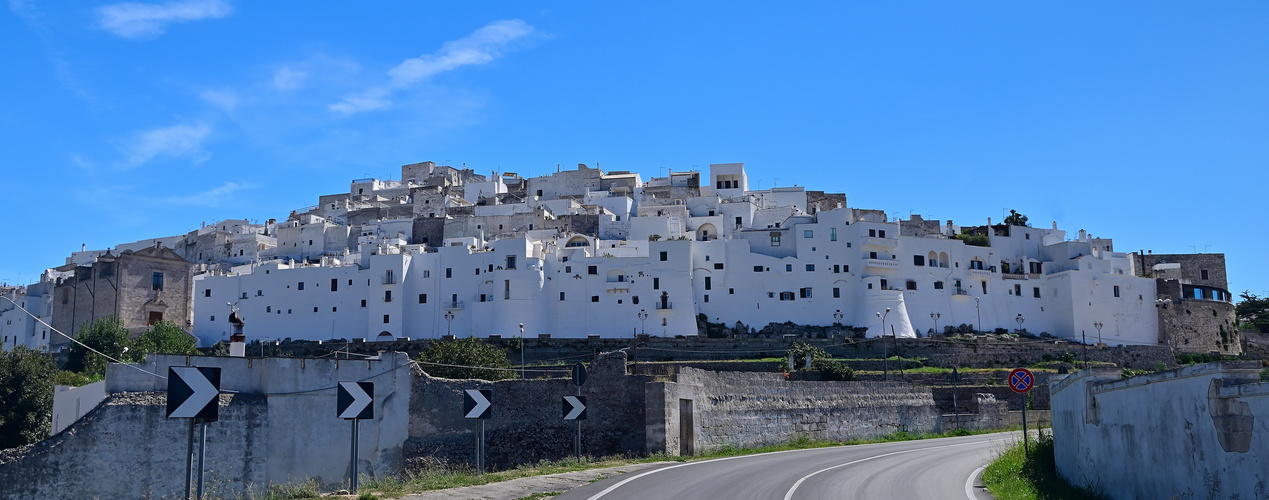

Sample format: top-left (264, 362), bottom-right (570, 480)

top-left (1, 161), bottom-right (1239, 355)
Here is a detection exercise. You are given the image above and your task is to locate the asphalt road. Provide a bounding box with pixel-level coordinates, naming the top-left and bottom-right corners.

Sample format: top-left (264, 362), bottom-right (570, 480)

top-left (556, 432), bottom-right (1013, 500)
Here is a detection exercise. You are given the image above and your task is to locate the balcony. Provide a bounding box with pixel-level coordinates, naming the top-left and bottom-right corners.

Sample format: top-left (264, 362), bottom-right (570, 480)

top-left (953, 288), bottom-right (970, 296)
top-left (606, 282), bottom-right (630, 292)
top-left (969, 269), bottom-right (994, 278)
top-left (655, 301), bottom-right (674, 310)
top-left (1002, 273), bottom-right (1026, 280)
top-left (863, 236), bottom-right (898, 248)
top-left (444, 301), bottom-right (465, 310)
top-left (864, 259), bottom-right (900, 269)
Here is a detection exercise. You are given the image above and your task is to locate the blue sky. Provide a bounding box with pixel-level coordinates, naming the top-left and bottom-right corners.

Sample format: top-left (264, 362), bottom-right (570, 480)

top-left (2, 1), bottom-right (1267, 296)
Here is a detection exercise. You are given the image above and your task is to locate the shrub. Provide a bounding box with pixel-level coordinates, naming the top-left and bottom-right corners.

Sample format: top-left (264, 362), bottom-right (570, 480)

top-left (0, 346), bottom-right (56, 449)
top-left (417, 337), bottom-right (517, 380)
top-left (813, 358), bottom-right (855, 381)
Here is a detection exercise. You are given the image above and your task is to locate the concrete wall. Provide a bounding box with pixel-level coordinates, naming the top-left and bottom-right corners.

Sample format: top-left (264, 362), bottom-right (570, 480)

top-left (0, 352), bottom-right (415, 498)
top-left (51, 381), bottom-right (106, 435)
top-left (1051, 362), bottom-right (1269, 499)
top-left (645, 368), bottom-right (944, 455)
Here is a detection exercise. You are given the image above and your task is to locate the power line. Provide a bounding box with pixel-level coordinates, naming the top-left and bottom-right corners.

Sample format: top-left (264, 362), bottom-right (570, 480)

top-left (0, 295), bottom-right (167, 380)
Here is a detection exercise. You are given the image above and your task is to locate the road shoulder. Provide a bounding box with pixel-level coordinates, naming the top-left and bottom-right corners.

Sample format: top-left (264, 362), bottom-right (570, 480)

top-left (397, 462), bottom-right (672, 500)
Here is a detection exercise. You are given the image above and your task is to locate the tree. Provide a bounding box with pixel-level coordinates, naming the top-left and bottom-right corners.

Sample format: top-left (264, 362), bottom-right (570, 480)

top-left (417, 337), bottom-right (517, 380)
top-left (135, 320), bottom-right (199, 355)
top-left (64, 317), bottom-right (141, 377)
top-left (0, 346), bottom-right (56, 449)
top-left (785, 341), bottom-right (855, 381)
top-left (1236, 291), bottom-right (1269, 333)
top-left (1004, 209), bottom-right (1029, 226)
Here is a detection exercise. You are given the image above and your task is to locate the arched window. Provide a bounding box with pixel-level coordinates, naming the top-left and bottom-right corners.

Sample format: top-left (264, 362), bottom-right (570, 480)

top-left (939, 252), bottom-right (949, 268)
top-left (927, 251), bottom-right (937, 267)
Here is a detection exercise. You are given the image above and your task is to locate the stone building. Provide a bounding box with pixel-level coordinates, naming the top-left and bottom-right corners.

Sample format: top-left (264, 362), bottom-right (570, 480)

top-left (50, 244), bottom-right (193, 349)
top-left (1133, 252), bottom-right (1239, 354)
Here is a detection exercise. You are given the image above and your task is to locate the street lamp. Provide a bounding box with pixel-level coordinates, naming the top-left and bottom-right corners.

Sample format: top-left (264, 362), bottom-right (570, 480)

top-left (877, 308), bottom-right (890, 381)
top-left (1015, 314), bottom-right (1025, 334)
top-left (930, 312), bottom-right (941, 336)
top-left (638, 309), bottom-right (648, 336)
top-left (444, 310), bottom-right (454, 338)
top-left (974, 297), bottom-right (981, 333)
top-left (1093, 321), bottom-right (1104, 344)
top-left (519, 323), bottom-right (525, 379)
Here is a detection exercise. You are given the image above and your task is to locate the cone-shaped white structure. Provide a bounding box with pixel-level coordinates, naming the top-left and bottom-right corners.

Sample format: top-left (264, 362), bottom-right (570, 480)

top-left (856, 290), bottom-right (917, 338)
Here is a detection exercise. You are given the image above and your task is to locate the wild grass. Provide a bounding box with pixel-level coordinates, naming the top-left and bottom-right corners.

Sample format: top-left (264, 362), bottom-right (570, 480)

top-left (982, 432), bottom-right (1105, 500)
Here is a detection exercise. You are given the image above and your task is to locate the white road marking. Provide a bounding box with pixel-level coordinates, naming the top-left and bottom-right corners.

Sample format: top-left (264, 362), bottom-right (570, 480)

top-left (782, 441), bottom-right (982, 500)
top-left (965, 465), bottom-right (987, 500)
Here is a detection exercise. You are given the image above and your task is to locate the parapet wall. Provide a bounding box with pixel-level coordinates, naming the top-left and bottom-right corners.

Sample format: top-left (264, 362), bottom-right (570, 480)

top-left (1051, 362), bottom-right (1269, 499)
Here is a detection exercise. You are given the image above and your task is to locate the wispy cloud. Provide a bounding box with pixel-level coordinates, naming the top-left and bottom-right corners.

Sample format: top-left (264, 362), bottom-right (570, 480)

top-left (163, 181), bottom-right (254, 206)
top-left (272, 67), bottom-right (308, 91)
top-left (330, 19), bottom-right (534, 115)
top-left (200, 89), bottom-right (238, 112)
top-left (8, 0), bottom-right (98, 104)
top-left (122, 122), bottom-right (212, 167)
top-left (96, 0), bottom-right (231, 39)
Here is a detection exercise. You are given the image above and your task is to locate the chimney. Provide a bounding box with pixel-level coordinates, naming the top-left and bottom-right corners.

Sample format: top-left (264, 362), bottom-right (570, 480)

top-left (1052, 221), bottom-right (1058, 230)
top-left (81, 243), bottom-right (86, 252)
top-left (987, 217), bottom-right (992, 226)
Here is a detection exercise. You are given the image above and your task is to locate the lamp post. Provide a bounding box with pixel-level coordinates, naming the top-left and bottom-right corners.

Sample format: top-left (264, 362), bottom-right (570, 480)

top-left (638, 309), bottom-right (648, 336)
top-left (1081, 329), bottom-right (1088, 368)
top-left (1015, 314), bottom-right (1025, 334)
top-left (1093, 321), bottom-right (1104, 344)
top-left (974, 296), bottom-right (981, 333)
top-left (519, 323), bottom-right (525, 379)
top-left (877, 308), bottom-right (890, 381)
top-left (930, 312), bottom-right (941, 336)
top-left (444, 310), bottom-right (454, 338)
top-left (833, 309), bottom-right (844, 325)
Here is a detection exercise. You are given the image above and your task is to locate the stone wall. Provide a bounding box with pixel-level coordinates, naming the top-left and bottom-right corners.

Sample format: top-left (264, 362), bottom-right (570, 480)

top-left (0, 393), bottom-right (269, 500)
top-left (646, 368), bottom-right (943, 455)
top-left (1051, 363), bottom-right (1269, 499)
top-left (405, 352), bottom-right (648, 470)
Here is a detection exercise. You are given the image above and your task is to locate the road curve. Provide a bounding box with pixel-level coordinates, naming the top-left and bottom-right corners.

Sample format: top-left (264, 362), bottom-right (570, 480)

top-left (556, 432), bottom-right (1013, 500)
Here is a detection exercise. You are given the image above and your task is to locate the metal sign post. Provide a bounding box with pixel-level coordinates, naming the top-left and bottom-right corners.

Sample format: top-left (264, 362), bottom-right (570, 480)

top-left (167, 366), bottom-right (221, 500)
top-left (337, 381), bottom-right (374, 494)
top-left (1009, 368), bottom-right (1035, 457)
top-left (951, 367), bottom-right (960, 432)
top-left (571, 364), bottom-right (587, 461)
top-left (464, 389), bottom-right (492, 472)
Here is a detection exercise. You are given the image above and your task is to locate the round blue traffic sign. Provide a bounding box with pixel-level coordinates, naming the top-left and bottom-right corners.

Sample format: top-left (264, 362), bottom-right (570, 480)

top-left (1009, 368), bottom-right (1035, 394)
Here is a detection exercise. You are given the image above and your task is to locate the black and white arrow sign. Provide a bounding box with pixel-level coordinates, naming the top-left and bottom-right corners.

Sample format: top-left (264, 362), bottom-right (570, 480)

top-left (464, 389), bottom-right (492, 419)
top-left (166, 366), bottom-right (221, 421)
top-left (337, 381), bottom-right (375, 420)
top-left (562, 395), bottom-right (587, 420)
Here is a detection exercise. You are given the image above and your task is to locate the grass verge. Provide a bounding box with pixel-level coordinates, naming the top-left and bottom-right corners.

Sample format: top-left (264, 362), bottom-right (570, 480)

top-left (982, 432), bottom-right (1105, 500)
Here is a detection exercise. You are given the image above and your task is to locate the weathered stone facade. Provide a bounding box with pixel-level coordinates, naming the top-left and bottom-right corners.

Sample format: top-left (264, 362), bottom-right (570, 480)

top-left (50, 244), bottom-right (193, 346)
top-left (1136, 253), bottom-right (1240, 354)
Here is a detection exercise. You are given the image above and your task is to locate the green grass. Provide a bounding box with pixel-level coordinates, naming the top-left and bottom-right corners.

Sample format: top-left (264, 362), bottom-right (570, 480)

top-left (983, 433), bottom-right (1105, 500)
top-left (519, 492), bottom-right (562, 499)
top-left (355, 428), bottom-right (1007, 498)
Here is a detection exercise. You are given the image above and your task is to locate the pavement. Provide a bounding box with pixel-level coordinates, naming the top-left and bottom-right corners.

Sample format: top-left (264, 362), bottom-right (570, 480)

top-left (396, 462), bottom-right (671, 500)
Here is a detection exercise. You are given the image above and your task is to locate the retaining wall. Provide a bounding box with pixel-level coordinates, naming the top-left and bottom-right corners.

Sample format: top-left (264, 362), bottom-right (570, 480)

top-left (1051, 362), bottom-right (1269, 499)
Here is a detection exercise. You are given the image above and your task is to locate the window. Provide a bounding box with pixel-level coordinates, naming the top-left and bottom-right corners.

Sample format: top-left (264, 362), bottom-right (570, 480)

top-left (844, 265), bottom-right (849, 272)
top-left (560, 292), bottom-right (566, 301)
top-left (714, 263), bottom-right (724, 270)
top-left (981, 281), bottom-right (987, 294)
top-left (1033, 287), bottom-right (1041, 298)
top-left (1014, 284), bottom-right (1022, 296)
top-left (1029, 262), bottom-right (1043, 274)
top-left (754, 265), bottom-right (764, 272)
top-left (704, 295), bottom-right (710, 303)
top-left (331, 278), bottom-right (338, 291)
top-left (588, 265), bottom-right (598, 275)
top-left (1201, 269), bottom-right (1209, 280)
top-left (653, 278), bottom-right (660, 290)
top-left (970, 260), bottom-right (984, 270)
top-left (729, 288), bottom-right (734, 295)
top-left (422, 271), bottom-right (430, 278)
top-left (297, 282), bottom-right (305, 291)
top-left (906, 281), bottom-right (917, 291)
top-left (210, 316), bottom-right (215, 322)
top-left (780, 292), bottom-right (795, 300)
top-left (349, 279), bottom-right (353, 285)
top-left (591, 296), bottom-right (599, 303)
top-left (847, 242), bottom-right (851, 248)
top-left (361, 299), bottom-right (367, 308)
top-left (870, 251), bottom-right (878, 259)
top-left (504, 280), bottom-right (510, 300)
top-left (204, 289), bottom-right (211, 297)
top-left (506, 255), bottom-right (516, 270)
top-left (869, 229), bottom-right (876, 237)
top-left (659, 251), bottom-right (668, 261)
top-left (385, 290), bottom-right (392, 302)
top-left (800, 288), bottom-right (812, 298)
top-left (833, 287), bottom-right (840, 298)
top-left (446, 268), bottom-right (452, 278)
top-left (804, 230), bottom-right (813, 238)
top-left (480, 294), bottom-right (487, 302)
top-left (770, 233), bottom-right (781, 246)
top-left (934, 281), bottom-right (944, 290)
top-left (704, 277), bottom-right (712, 290)
top-left (386, 270), bottom-right (394, 284)
top-left (419, 294), bottom-right (427, 304)
top-left (267, 306), bottom-right (272, 313)
top-left (1114, 285), bottom-right (1121, 298)
top-left (880, 279), bottom-right (888, 289)
top-left (830, 228), bottom-right (837, 241)
top-left (879, 230), bottom-right (886, 238)
top-left (833, 265), bottom-right (840, 273)
top-left (313, 307), bottom-right (318, 312)
top-left (633, 295), bottom-right (639, 304)
top-left (786, 264), bottom-right (793, 272)
top-left (383, 314), bottom-right (390, 324)
top-left (913, 255), bottom-right (925, 266)
top-left (806, 264), bottom-right (815, 271)
top-left (152, 272), bottom-right (164, 291)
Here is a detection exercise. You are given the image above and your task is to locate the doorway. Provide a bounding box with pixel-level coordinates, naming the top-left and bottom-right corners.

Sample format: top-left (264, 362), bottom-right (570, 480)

top-left (679, 399), bottom-right (695, 456)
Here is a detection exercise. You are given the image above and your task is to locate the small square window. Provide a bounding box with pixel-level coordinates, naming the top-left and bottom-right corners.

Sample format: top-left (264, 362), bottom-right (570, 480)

top-left (1114, 285), bottom-right (1120, 298)
top-left (204, 289), bottom-right (211, 297)
top-left (714, 263), bottom-right (724, 270)
top-left (786, 264), bottom-right (793, 272)
top-left (383, 314), bottom-right (390, 323)
top-left (633, 296), bottom-right (640, 304)
top-left (805, 264), bottom-right (815, 271)
top-left (703, 295), bottom-right (709, 303)
top-left (313, 307), bottom-right (318, 312)
top-left (1033, 287), bottom-right (1041, 298)
top-left (833, 287), bottom-right (840, 298)
top-left (298, 282), bottom-right (305, 291)
top-left (653, 277), bottom-right (660, 289)
top-left (659, 251), bottom-right (668, 261)
top-left (804, 230), bottom-right (813, 238)
top-left (906, 281), bottom-right (917, 291)
top-left (361, 299), bottom-right (367, 307)
top-left (588, 265), bottom-right (598, 275)
top-left (591, 296), bottom-right (599, 303)
top-left (560, 292), bottom-right (566, 301)
top-left (419, 293), bottom-right (427, 304)
top-left (934, 281), bottom-right (944, 290)
top-left (729, 288), bottom-right (734, 294)
top-left (210, 316), bottom-right (215, 322)
top-left (754, 265), bottom-right (764, 272)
